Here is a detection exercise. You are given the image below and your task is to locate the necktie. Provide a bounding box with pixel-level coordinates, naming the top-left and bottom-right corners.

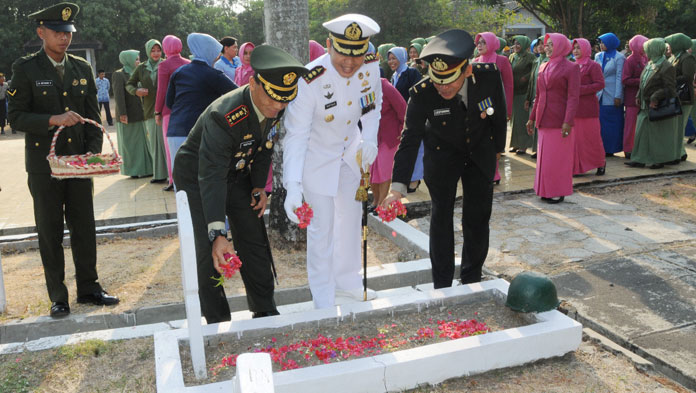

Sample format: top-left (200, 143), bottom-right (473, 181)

top-left (55, 64), bottom-right (64, 82)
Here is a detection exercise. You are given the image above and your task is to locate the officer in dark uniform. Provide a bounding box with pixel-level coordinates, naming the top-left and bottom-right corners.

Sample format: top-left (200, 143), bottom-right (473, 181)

top-left (8, 2), bottom-right (119, 318)
top-left (383, 29), bottom-right (507, 288)
top-left (173, 45), bottom-right (308, 323)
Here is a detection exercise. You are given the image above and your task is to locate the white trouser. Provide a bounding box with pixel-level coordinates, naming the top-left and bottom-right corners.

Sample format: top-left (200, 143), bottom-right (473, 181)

top-left (303, 162), bottom-right (362, 308)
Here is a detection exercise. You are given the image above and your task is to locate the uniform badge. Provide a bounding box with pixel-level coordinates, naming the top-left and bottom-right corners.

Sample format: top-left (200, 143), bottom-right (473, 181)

top-left (80, 78), bottom-right (87, 85)
top-left (360, 91), bottom-right (376, 108)
top-left (236, 159), bottom-right (245, 170)
top-left (7, 88), bottom-right (16, 97)
top-left (283, 72), bottom-right (297, 86)
top-left (243, 134), bottom-right (252, 140)
top-left (325, 114), bottom-right (334, 122)
top-left (360, 87), bottom-right (371, 94)
top-left (266, 141), bottom-right (273, 149)
top-left (477, 97), bottom-right (494, 118)
top-left (62, 7), bottom-right (72, 21)
top-left (324, 91), bottom-right (333, 99)
top-left (235, 152), bottom-right (243, 158)
top-left (361, 80), bottom-right (369, 87)
top-left (366, 71), bottom-right (370, 77)
top-left (344, 22), bottom-right (362, 40)
top-left (224, 105), bottom-right (249, 128)
top-left (323, 84), bottom-right (331, 89)
top-left (36, 80), bottom-right (53, 87)
top-left (434, 108), bottom-right (451, 116)
top-left (303, 66), bottom-right (326, 84)
top-left (358, 72), bottom-right (364, 80)
top-left (72, 79), bottom-right (79, 86)
top-left (325, 101), bottom-right (337, 110)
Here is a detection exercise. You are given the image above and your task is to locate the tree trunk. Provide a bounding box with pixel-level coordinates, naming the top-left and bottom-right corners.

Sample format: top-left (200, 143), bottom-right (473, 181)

top-left (263, 0), bottom-right (309, 242)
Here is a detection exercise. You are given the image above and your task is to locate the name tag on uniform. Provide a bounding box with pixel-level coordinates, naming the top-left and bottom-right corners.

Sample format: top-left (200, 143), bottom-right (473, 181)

top-left (433, 108), bottom-right (450, 116)
top-left (36, 80), bottom-right (53, 87)
top-left (239, 140), bottom-right (254, 149)
top-left (325, 101), bottom-right (337, 110)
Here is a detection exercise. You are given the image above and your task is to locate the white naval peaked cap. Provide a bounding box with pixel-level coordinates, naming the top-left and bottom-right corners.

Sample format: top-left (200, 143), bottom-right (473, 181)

top-left (323, 14), bottom-right (380, 57)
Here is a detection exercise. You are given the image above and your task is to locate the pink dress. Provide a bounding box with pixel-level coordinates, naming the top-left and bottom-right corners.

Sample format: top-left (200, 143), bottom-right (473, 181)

top-left (234, 43), bottom-right (255, 87)
top-left (529, 33), bottom-right (580, 198)
top-left (622, 35), bottom-right (649, 154)
top-left (475, 32), bottom-right (513, 183)
top-left (572, 38), bottom-right (606, 174)
top-left (156, 35), bottom-right (190, 185)
top-left (371, 79), bottom-right (406, 183)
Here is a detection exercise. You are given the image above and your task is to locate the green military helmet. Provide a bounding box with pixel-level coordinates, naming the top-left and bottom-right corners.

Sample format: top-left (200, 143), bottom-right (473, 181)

top-left (505, 271), bottom-right (560, 313)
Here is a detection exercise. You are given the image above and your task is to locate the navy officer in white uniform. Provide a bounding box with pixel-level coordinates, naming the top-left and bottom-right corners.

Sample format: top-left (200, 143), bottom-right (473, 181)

top-left (283, 14), bottom-right (382, 308)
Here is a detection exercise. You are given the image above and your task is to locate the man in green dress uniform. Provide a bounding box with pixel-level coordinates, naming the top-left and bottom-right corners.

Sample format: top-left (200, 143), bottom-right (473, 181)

top-left (8, 2), bottom-right (119, 318)
top-left (173, 45), bottom-right (308, 323)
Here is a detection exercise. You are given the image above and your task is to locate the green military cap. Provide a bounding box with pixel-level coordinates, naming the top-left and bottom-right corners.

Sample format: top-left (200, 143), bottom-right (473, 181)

top-left (251, 45), bottom-right (309, 102)
top-left (29, 2), bottom-right (79, 33)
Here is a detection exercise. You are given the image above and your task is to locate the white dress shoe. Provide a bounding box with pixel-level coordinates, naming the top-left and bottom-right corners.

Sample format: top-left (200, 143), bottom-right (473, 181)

top-left (335, 287), bottom-right (377, 301)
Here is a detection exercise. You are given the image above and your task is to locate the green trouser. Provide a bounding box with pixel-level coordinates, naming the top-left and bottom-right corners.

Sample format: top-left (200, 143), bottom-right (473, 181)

top-left (27, 174), bottom-right (101, 303)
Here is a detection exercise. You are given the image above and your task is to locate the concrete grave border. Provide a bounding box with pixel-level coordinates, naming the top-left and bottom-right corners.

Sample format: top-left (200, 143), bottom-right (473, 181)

top-left (154, 278), bottom-right (582, 393)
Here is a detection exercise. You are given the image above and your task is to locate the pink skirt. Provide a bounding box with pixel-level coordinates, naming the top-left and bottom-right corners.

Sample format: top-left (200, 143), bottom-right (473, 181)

top-left (624, 106), bottom-right (640, 153)
top-left (573, 117), bottom-right (605, 174)
top-left (370, 143), bottom-right (399, 184)
top-left (535, 127), bottom-right (575, 198)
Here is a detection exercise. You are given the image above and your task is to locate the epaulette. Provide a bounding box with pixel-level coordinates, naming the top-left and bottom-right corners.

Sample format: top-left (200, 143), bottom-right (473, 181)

top-left (364, 53), bottom-right (378, 64)
top-left (224, 104), bottom-right (249, 128)
top-left (14, 52), bottom-right (38, 65)
top-left (67, 52), bottom-right (89, 65)
top-left (409, 76), bottom-right (432, 95)
top-left (303, 65), bottom-right (326, 84)
top-left (471, 62), bottom-right (499, 72)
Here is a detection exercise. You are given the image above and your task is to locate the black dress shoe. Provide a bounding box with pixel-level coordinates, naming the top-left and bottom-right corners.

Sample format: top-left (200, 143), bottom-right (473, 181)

top-left (681, 154), bottom-right (688, 161)
top-left (493, 179), bottom-right (500, 185)
top-left (509, 147), bottom-right (516, 152)
top-left (531, 153), bottom-right (537, 159)
top-left (407, 180), bottom-right (421, 193)
top-left (624, 161), bottom-right (645, 168)
top-left (77, 290), bottom-right (120, 306)
top-left (624, 152), bottom-right (631, 159)
top-left (605, 153), bottom-right (615, 157)
top-left (541, 196), bottom-right (564, 204)
top-left (50, 302), bottom-right (70, 318)
top-left (687, 136), bottom-right (695, 144)
top-left (515, 149), bottom-right (526, 155)
top-left (150, 178), bottom-right (167, 184)
top-left (596, 166), bottom-right (606, 176)
top-left (163, 184), bottom-right (174, 191)
top-left (649, 163), bottom-right (664, 169)
top-left (252, 310), bottom-right (280, 319)
top-left (665, 159), bottom-right (680, 165)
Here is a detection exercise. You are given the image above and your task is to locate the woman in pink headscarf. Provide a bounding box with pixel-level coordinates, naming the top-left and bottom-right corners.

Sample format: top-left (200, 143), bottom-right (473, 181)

top-left (526, 33), bottom-right (580, 204)
top-left (309, 40), bottom-right (326, 62)
top-left (475, 32), bottom-right (513, 185)
top-left (622, 35), bottom-right (649, 158)
top-left (155, 35), bottom-right (190, 190)
top-left (572, 38), bottom-right (606, 176)
top-left (234, 42), bottom-right (255, 86)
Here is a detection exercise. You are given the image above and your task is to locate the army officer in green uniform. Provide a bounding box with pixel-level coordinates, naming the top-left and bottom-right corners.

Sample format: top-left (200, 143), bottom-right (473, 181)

top-left (173, 45), bottom-right (308, 323)
top-left (8, 2), bottom-right (119, 318)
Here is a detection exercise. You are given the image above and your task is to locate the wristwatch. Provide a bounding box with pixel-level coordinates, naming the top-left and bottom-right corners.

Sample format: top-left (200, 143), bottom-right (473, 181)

top-left (208, 228), bottom-right (227, 242)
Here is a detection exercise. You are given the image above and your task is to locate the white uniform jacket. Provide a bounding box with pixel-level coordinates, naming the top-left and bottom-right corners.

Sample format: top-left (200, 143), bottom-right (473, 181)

top-left (283, 53), bottom-right (382, 197)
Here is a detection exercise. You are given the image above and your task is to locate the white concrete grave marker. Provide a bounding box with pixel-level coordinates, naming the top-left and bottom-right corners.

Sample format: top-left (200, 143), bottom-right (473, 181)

top-left (233, 353), bottom-right (275, 393)
top-left (176, 191), bottom-right (207, 379)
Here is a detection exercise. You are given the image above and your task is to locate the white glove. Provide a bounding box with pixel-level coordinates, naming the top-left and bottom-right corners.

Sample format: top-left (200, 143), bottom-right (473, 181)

top-left (283, 182), bottom-right (302, 224)
top-left (359, 140), bottom-right (378, 168)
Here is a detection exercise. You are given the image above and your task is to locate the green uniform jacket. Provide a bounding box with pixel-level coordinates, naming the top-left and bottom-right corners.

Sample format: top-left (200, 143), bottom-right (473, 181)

top-left (112, 68), bottom-right (144, 121)
top-left (669, 53), bottom-right (696, 105)
top-left (8, 49), bottom-right (102, 174)
top-left (639, 61), bottom-right (677, 108)
top-left (125, 63), bottom-right (157, 119)
top-left (175, 86), bottom-right (278, 228)
top-left (510, 51), bottom-right (535, 95)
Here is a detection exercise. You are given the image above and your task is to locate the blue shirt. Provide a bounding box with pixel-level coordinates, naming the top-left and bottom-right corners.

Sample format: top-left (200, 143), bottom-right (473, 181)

top-left (166, 60), bottom-right (238, 137)
top-left (214, 56), bottom-right (241, 81)
top-left (95, 77), bottom-right (110, 103)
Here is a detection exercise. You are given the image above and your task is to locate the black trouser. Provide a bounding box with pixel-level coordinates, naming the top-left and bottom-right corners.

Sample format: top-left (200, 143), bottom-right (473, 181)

top-left (174, 161), bottom-right (277, 324)
top-left (424, 155), bottom-right (493, 288)
top-left (98, 101), bottom-right (113, 125)
top-left (0, 98), bottom-right (6, 128)
top-left (27, 174), bottom-right (101, 303)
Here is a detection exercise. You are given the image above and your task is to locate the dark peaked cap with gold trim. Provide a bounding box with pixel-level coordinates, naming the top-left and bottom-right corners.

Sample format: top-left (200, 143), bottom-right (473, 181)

top-left (251, 45), bottom-right (309, 103)
top-left (419, 29), bottom-right (476, 85)
top-left (29, 2), bottom-right (79, 32)
top-left (323, 14), bottom-right (380, 57)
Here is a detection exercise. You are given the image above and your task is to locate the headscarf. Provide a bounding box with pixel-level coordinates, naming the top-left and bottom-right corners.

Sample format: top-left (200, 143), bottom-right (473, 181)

top-left (692, 39), bottom-right (696, 54)
top-left (530, 38), bottom-right (539, 57)
top-left (571, 38), bottom-right (592, 66)
top-left (162, 35), bottom-right (183, 58)
top-left (409, 43), bottom-right (423, 58)
top-left (410, 37), bottom-right (427, 47)
top-left (474, 32), bottom-right (500, 63)
top-left (641, 38), bottom-right (667, 98)
top-left (628, 35), bottom-right (649, 68)
top-left (377, 43), bottom-right (395, 62)
top-left (598, 32), bottom-right (620, 66)
top-left (309, 40), bottom-right (325, 61)
top-left (388, 46), bottom-right (408, 86)
top-left (544, 33), bottom-right (572, 63)
top-left (497, 37), bottom-right (507, 55)
top-left (235, 42), bottom-right (255, 86)
top-left (144, 39), bottom-right (162, 81)
top-left (513, 35), bottom-right (531, 51)
top-left (665, 33), bottom-right (692, 59)
top-left (187, 33), bottom-right (223, 67)
top-left (367, 42), bottom-right (376, 55)
top-left (119, 50), bottom-right (139, 75)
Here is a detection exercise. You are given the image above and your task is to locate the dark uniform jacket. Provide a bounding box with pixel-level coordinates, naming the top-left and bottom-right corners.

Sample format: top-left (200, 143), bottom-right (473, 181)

top-left (125, 62), bottom-right (158, 119)
top-left (112, 68), bottom-right (144, 122)
top-left (8, 49), bottom-right (102, 174)
top-left (175, 86), bottom-right (278, 227)
top-left (670, 53), bottom-right (696, 105)
top-left (639, 61), bottom-right (677, 108)
top-left (393, 63), bottom-right (507, 183)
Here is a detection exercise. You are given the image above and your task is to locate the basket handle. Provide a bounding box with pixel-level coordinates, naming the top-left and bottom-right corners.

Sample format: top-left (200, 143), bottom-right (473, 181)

top-left (48, 118), bottom-right (119, 159)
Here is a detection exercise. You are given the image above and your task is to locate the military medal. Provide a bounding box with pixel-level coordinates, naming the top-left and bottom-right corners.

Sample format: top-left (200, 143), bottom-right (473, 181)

top-left (477, 97), bottom-right (494, 120)
top-left (486, 107), bottom-right (494, 116)
top-left (480, 112), bottom-right (487, 119)
top-left (325, 114), bottom-right (334, 122)
top-left (72, 79), bottom-right (79, 86)
top-left (358, 72), bottom-right (364, 80)
top-left (236, 159), bottom-right (245, 170)
top-left (266, 141), bottom-right (273, 149)
top-left (80, 78), bottom-right (87, 85)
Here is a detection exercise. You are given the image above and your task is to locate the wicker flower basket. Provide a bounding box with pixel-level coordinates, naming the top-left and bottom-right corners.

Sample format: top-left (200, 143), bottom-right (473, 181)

top-left (46, 118), bottom-right (122, 179)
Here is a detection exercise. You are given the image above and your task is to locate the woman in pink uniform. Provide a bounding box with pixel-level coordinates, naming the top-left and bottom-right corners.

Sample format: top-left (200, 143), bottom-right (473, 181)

top-left (572, 38), bottom-right (606, 176)
top-left (622, 35), bottom-right (649, 159)
top-left (527, 33), bottom-right (580, 204)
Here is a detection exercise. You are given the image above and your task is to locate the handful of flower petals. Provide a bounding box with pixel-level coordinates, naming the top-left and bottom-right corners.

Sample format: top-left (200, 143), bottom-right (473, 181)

top-left (294, 202), bottom-right (314, 229)
top-left (211, 252), bottom-right (243, 287)
top-left (375, 200), bottom-right (407, 223)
